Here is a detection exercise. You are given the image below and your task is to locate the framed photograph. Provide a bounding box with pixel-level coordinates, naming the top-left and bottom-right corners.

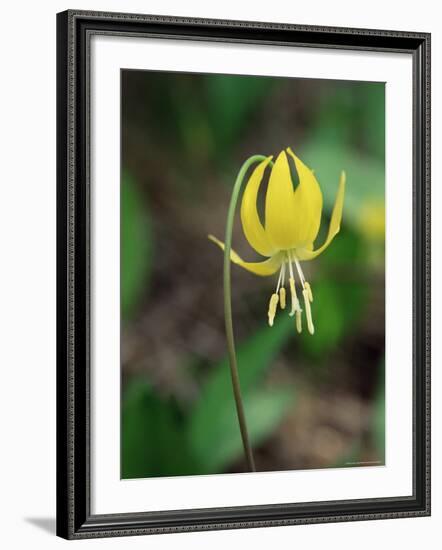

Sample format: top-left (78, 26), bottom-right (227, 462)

top-left (56, 10), bottom-right (431, 539)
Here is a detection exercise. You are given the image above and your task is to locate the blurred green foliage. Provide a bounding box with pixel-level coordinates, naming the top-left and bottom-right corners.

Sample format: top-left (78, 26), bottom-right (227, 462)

top-left (141, 73), bottom-right (273, 171)
top-left (121, 171), bottom-right (152, 320)
top-left (295, 226), bottom-right (369, 360)
top-left (122, 380), bottom-right (195, 478)
top-left (301, 141), bottom-right (384, 229)
top-left (188, 316), bottom-right (294, 473)
top-left (310, 83), bottom-right (385, 162)
top-left (121, 72), bottom-right (386, 478)
top-left (301, 82), bottom-right (385, 231)
top-left (306, 281), bottom-right (347, 357)
top-left (205, 75), bottom-right (273, 157)
top-left (122, 317), bottom-right (295, 477)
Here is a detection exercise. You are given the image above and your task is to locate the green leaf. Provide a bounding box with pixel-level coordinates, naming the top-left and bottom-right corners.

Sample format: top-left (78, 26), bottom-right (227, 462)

top-left (299, 280), bottom-right (345, 358)
top-left (121, 172), bottom-right (152, 320)
top-left (299, 141), bottom-right (385, 230)
top-left (299, 278), bottom-right (368, 359)
top-left (189, 386), bottom-right (294, 474)
top-left (121, 378), bottom-right (196, 478)
top-left (359, 84), bottom-right (385, 162)
top-left (311, 82), bottom-right (385, 162)
top-left (317, 226), bottom-right (363, 267)
top-left (191, 317), bottom-right (293, 430)
top-left (187, 316), bottom-right (294, 472)
top-left (206, 74), bottom-right (272, 153)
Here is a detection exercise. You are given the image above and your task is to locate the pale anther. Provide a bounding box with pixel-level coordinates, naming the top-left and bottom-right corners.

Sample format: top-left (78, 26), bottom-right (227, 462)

top-left (279, 287), bottom-right (286, 309)
top-left (295, 310), bottom-right (302, 333)
top-left (302, 289), bottom-right (315, 335)
top-left (268, 293), bottom-right (279, 327)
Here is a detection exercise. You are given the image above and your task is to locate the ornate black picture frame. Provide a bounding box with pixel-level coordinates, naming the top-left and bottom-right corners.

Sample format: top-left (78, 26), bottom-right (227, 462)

top-left (56, 9), bottom-right (430, 540)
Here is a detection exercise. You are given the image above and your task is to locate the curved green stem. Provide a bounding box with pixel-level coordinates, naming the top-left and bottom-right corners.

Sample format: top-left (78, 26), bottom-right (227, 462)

top-left (223, 154), bottom-right (269, 472)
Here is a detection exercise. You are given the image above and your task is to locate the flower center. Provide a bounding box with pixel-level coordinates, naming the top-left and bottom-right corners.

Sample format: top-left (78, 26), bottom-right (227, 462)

top-left (267, 250), bottom-right (315, 334)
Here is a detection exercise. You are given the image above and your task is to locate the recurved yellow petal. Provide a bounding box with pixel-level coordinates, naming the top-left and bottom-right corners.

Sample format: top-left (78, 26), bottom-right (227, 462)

top-left (264, 151), bottom-right (299, 250)
top-left (287, 147), bottom-right (323, 246)
top-left (208, 235), bottom-right (282, 276)
top-left (296, 171), bottom-right (346, 260)
top-left (240, 156), bottom-right (275, 256)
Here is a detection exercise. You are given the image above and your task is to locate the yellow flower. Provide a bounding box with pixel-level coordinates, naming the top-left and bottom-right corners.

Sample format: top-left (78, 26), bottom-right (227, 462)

top-left (209, 148), bottom-right (345, 334)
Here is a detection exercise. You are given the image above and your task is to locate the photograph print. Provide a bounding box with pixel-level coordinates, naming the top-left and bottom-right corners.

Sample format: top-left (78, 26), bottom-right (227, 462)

top-left (120, 69), bottom-right (386, 480)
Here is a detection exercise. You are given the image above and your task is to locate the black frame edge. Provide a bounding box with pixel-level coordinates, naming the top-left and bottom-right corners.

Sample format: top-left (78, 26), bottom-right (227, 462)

top-left (56, 9), bottom-right (70, 540)
top-left (412, 33), bottom-right (431, 518)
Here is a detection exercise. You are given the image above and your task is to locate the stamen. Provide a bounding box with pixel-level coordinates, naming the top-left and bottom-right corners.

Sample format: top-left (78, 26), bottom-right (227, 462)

top-left (295, 310), bottom-right (302, 333)
top-left (302, 288), bottom-right (315, 335)
top-left (268, 293), bottom-right (279, 327)
top-left (289, 277), bottom-right (301, 317)
top-left (274, 264), bottom-right (286, 310)
top-left (275, 266), bottom-right (283, 292)
top-left (304, 281), bottom-right (313, 302)
top-left (279, 287), bottom-right (286, 309)
top-left (286, 251), bottom-right (301, 317)
top-left (294, 257), bottom-right (306, 288)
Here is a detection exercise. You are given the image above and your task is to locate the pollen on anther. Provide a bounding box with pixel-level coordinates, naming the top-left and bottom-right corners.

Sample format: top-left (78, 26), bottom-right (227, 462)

top-left (302, 288), bottom-right (315, 335)
top-left (295, 310), bottom-right (302, 333)
top-left (268, 293), bottom-right (279, 327)
top-left (279, 287), bottom-right (286, 309)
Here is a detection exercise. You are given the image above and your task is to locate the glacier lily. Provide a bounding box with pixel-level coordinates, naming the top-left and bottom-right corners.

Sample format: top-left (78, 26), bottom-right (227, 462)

top-left (209, 147), bottom-right (346, 335)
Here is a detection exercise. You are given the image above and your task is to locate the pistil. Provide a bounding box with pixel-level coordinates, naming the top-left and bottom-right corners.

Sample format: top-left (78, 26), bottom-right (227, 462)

top-left (287, 250), bottom-right (302, 317)
top-left (294, 254), bottom-right (315, 334)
